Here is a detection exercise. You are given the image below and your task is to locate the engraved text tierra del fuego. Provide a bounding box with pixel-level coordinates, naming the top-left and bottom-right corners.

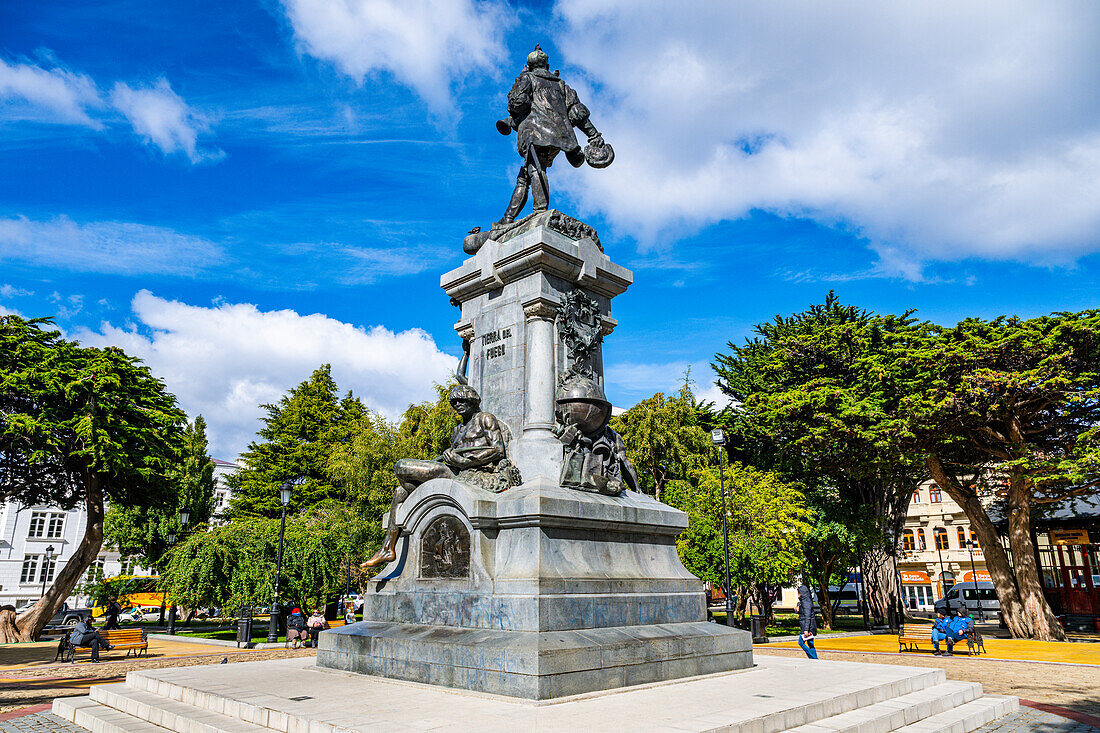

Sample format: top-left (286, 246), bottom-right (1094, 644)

top-left (482, 327), bottom-right (512, 360)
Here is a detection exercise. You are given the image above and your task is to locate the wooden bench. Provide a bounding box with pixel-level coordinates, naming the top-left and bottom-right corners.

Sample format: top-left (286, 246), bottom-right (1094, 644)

top-left (898, 623), bottom-right (934, 652)
top-left (899, 623), bottom-right (984, 655)
top-left (60, 628), bottom-right (148, 663)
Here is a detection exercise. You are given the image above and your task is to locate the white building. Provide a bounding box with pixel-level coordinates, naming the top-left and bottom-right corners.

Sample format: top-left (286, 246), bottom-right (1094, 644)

top-left (0, 458), bottom-right (239, 610)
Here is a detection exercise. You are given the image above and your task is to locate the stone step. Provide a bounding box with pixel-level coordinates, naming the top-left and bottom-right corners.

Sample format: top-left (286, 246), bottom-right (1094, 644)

top-left (784, 681), bottom-right (983, 733)
top-left (89, 683), bottom-right (272, 733)
top-left (52, 695), bottom-right (172, 733)
top-left (892, 696), bottom-right (1019, 733)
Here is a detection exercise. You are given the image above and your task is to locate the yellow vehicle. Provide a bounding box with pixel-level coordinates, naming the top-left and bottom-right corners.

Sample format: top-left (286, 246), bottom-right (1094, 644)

top-left (90, 575), bottom-right (166, 618)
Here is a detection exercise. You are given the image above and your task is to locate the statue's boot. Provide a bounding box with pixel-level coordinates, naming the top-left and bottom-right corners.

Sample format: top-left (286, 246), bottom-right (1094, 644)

top-left (363, 526), bottom-right (399, 568)
top-left (497, 170), bottom-right (529, 225)
top-left (529, 158), bottom-right (549, 213)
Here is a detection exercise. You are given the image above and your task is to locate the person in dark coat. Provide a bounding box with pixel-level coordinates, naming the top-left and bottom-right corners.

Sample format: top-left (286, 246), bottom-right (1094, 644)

top-left (103, 596), bottom-right (122, 630)
top-left (796, 584), bottom-right (818, 659)
top-left (286, 607), bottom-right (308, 648)
top-left (69, 620), bottom-right (112, 662)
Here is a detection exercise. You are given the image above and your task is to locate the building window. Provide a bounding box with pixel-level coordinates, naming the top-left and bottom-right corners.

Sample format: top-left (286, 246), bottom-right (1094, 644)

top-left (20, 555), bottom-right (39, 584)
top-left (929, 486), bottom-right (942, 503)
top-left (28, 511), bottom-right (65, 539)
top-left (902, 529), bottom-right (916, 551)
top-left (85, 558), bottom-right (106, 583)
top-left (912, 490), bottom-right (921, 504)
top-left (19, 555), bottom-right (54, 584)
top-left (934, 527), bottom-right (950, 550)
top-left (916, 528), bottom-right (927, 550)
top-left (957, 527), bottom-right (968, 547)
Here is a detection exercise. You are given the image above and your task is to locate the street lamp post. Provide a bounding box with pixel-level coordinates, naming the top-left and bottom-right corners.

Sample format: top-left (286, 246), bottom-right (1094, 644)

top-left (40, 545), bottom-right (56, 600)
top-left (267, 480), bottom-right (296, 643)
top-left (710, 429), bottom-right (735, 629)
top-left (965, 539), bottom-right (984, 622)
top-left (166, 508), bottom-right (190, 635)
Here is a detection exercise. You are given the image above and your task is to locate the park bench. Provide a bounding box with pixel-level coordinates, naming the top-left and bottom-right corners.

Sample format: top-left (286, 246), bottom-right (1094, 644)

top-left (898, 623), bottom-right (934, 653)
top-left (898, 623), bottom-right (984, 655)
top-left (58, 628), bottom-right (149, 663)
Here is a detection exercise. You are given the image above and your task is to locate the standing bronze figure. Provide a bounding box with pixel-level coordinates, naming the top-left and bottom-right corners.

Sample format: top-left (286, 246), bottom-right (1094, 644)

top-left (496, 45), bottom-right (613, 225)
top-left (363, 340), bottom-right (520, 569)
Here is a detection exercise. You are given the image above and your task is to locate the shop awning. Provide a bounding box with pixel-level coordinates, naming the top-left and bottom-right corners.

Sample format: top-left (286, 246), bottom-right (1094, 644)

top-left (961, 570), bottom-right (991, 582)
top-left (901, 570), bottom-right (931, 584)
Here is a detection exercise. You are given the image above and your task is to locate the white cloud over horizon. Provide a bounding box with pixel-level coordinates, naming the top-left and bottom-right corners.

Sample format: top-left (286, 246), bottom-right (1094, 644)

top-left (554, 0), bottom-right (1100, 279)
top-left (278, 0), bottom-right (512, 114)
top-left (0, 216), bottom-right (226, 276)
top-left (75, 290), bottom-right (457, 459)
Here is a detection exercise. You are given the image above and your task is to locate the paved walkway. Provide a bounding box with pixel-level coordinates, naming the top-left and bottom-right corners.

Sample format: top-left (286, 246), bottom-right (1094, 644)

top-left (2, 703), bottom-right (1098, 732)
top-left (759, 632), bottom-right (1100, 665)
top-left (0, 637), bottom-right (254, 673)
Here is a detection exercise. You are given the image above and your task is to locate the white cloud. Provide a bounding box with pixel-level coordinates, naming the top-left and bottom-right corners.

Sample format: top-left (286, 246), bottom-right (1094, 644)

top-left (75, 291), bottom-right (457, 459)
top-left (0, 284), bottom-right (34, 298)
top-left (0, 216), bottom-right (225, 276)
top-left (0, 57), bottom-right (104, 126)
top-left (110, 79), bottom-right (221, 162)
top-left (278, 0), bottom-right (511, 113)
top-left (0, 305), bottom-right (24, 318)
top-left (553, 0), bottom-right (1100, 277)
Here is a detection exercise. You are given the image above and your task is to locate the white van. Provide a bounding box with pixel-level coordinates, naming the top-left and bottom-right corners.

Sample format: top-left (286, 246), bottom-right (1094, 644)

top-left (935, 581), bottom-right (1000, 619)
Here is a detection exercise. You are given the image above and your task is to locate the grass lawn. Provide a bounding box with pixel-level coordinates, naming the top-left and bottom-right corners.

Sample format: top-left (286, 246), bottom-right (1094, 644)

top-left (709, 611), bottom-right (889, 636)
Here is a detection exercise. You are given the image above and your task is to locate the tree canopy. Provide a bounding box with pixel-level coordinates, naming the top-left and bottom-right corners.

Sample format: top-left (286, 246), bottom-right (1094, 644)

top-left (0, 316), bottom-right (185, 641)
top-left (227, 365), bottom-right (366, 518)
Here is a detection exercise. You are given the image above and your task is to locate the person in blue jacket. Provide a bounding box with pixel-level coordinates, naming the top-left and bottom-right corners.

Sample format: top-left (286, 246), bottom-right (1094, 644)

top-left (949, 608), bottom-right (974, 652)
top-left (931, 609), bottom-right (953, 656)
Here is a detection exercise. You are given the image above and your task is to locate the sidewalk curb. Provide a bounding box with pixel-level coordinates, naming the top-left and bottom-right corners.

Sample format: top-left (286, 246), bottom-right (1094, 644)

top-left (763, 629), bottom-right (894, 643)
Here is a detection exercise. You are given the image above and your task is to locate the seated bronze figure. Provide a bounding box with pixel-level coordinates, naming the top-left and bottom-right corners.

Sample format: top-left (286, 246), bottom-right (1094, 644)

top-left (364, 341), bottom-right (520, 569)
top-left (554, 376), bottom-right (638, 496)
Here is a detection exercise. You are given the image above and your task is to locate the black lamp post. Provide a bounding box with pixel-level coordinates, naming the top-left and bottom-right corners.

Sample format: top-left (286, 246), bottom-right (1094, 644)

top-left (965, 539), bottom-right (984, 622)
top-left (40, 545), bottom-right (56, 600)
top-left (267, 480), bottom-right (296, 643)
top-left (711, 428), bottom-right (734, 628)
top-left (166, 507), bottom-right (190, 635)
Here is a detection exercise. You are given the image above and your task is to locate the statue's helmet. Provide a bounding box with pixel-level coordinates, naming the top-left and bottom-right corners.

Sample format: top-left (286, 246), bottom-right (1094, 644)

top-left (556, 376), bottom-right (611, 434)
top-left (526, 45), bottom-right (549, 70)
top-left (448, 383), bottom-right (481, 407)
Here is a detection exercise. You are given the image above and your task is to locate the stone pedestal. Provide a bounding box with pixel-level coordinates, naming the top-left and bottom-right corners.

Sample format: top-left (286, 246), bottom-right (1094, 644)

top-left (317, 477), bottom-right (752, 699)
top-left (316, 212), bottom-right (752, 699)
top-left (439, 210), bottom-right (631, 484)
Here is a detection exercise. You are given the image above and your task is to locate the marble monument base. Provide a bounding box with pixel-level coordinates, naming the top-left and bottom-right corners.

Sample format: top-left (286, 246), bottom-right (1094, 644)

top-left (315, 477), bottom-right (753, 699)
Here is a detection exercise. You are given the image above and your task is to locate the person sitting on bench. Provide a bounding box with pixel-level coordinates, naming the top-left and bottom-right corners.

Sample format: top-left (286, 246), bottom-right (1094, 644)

top-left (931, 609), bottom-right (954, 656)
top-left (69, 619), bottom-right (113, 662)
top-left (951, 607), bottom-right (974, 650)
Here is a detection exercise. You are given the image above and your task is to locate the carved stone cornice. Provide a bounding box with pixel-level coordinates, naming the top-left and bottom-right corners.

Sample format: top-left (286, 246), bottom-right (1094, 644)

top-left (600, 317), bottom-right (618, 337)
top-left (454, 322), bottom-right (475, 340)
top-left (522, 299), bottom-right (559, 321)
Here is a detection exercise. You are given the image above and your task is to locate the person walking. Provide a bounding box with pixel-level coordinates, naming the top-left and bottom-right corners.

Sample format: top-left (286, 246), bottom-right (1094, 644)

top-left (103, 596), bottom-right (122, 630)
top-left (69, 619), bottom-right (112, 663)
top-left (796, 584), bottom-right (818, 660)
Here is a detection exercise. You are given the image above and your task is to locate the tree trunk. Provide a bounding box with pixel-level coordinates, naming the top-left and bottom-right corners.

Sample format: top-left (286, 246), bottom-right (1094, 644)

top-left (5, 475), bottom-right (105, 643)
top-left (1006, 473), bottom-right (1066, 641)
top-left (0, 606), bottom-right (18, 642)
top-left (925, 453), bottom-right (1032, 637)
top-left (815, 580), bottom-right (835, 630)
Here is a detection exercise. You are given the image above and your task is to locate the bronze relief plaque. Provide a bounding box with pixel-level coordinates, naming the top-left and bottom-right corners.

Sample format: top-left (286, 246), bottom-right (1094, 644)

top-left (419, 515), bottom-right (471, 579)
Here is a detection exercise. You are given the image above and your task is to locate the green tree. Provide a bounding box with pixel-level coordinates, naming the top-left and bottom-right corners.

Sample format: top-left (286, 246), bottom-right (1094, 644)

top-left (227, 365), bottom-right (365, 517)
top-left (161, 504), bottom-right (372, 612)
top-left (906, 313), bottom-right (1100, 640)
top-left (105, 416), bottom-right (217, 572)
top-left (611, 382), bottom-right (711, 500)
top-left (664, 462), bottom-right (809, 625)
top-left (0, 317), bottom-right (184, 642)
top-left (713, 295), bottom-right (921, 627)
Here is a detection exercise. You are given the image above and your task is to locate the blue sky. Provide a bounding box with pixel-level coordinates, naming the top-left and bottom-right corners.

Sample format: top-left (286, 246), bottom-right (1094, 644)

top-left (3, 0), bottom-right (1099, 458)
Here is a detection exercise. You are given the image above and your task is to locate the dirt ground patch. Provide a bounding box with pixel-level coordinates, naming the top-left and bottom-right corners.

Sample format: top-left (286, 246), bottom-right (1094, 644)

top-left (0, 649), bottom-right (315, 714)
top-left (755, 648), bottom-right (1100, 719)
